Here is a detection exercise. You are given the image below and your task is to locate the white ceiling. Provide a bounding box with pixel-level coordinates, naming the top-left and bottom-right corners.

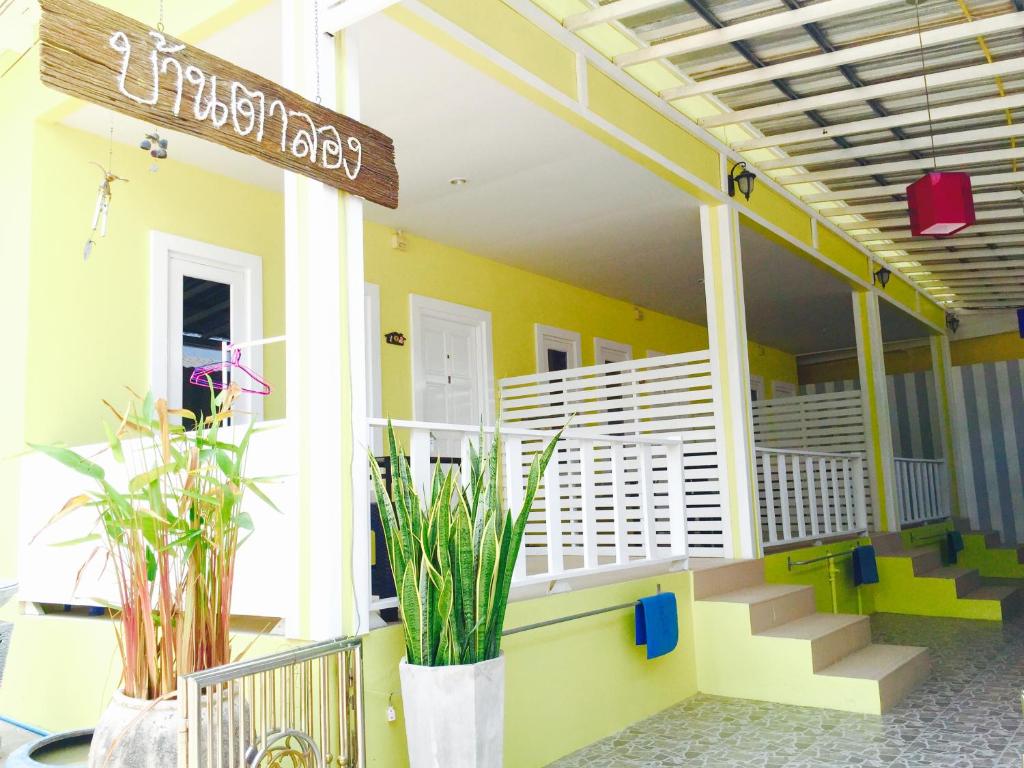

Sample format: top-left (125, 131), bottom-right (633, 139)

top-left (59, 3), bottom-right (931, 357)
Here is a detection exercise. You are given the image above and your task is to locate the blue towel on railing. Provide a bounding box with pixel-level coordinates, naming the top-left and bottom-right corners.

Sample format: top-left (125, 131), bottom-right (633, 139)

top-left (946, 530), bottom-right (965, 564)
top-left (635, 592), bottom-right (678, 660)
top-left (852, 545), bottom-right (879, 586)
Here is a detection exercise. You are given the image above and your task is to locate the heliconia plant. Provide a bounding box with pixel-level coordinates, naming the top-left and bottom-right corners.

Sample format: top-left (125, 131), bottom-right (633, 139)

top-left (32, 385), bottom-right (276, 699)
top-left (369, 423), bottom-right (561, 667)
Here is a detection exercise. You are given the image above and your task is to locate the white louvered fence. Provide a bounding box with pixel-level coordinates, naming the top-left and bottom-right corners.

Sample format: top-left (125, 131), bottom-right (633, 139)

top-left (894, 457), bottom-right (949, 527)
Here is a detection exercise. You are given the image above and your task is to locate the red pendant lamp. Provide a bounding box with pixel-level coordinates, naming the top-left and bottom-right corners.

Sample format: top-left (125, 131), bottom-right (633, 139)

top-left (905, 0), bottom-right (975, 238)
top-left (907, 172), bottom-right (976, 237)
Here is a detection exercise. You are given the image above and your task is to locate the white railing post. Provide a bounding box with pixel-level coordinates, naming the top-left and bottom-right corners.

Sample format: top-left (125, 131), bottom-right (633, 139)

top-left (611, 444), bottom-right (628, 564)
top-left (762, 452), bottom-right (778, 545)
top-left (793, 455), bottom-right (806, 540)
top-left (504, 437), bottom-right (527, 581)
top-left (638, 443), bottom-right (657, 560)
top-left (853, 456), bottom-right (867, 531)
top-left (777, 454), bottom-right (792, 542)
top-left (544, 444), bottom-right (565, 575)
top-left (806, 456), bottom-right (819, 538)
top-left (842, 458), bottom-right (854, 531)
top-left (666, 441), bottom-right (688, 556)
top-left (579, 441), bottom-right (599, 569)
top-left (409, 428), bottom-right (431, 498)
top-left (830, 459), bottom-right (842, 534)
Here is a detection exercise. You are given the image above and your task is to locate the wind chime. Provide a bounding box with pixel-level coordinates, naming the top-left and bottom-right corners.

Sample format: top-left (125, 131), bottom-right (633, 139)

top-left (83, 127), bottom-right (128, 260)
top-left (905, 0), bottom-right (975, 237)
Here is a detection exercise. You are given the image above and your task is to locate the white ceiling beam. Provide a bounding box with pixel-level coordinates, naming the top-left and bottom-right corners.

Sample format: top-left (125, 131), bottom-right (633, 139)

top-left (665, 12), bottom-right (1024, 100)
top-left (702, 58), bottom-right (1024, 128)
top-left (637, 1), bottom-right (779, 42)
top-left (861, 222), bottom-right (1024, 243)
top-left (821, 192), bottom-right (1023, 218)
top-left (922, 274), bottom-right (1024, 284)
top-left (735, 94), bottom-right (1024, 152)
top-left (873, 235), bottom-right (1024, 253)
top-left (938, 285), bottom-right (1024, 296)
top-left (323, 0), bottom-right (403, 32)
top-left (899, 249), bottom-right (1024, 262)
top-left (778, 146), bottom-right (1024, 185)
top-left (762, 124), bottom-right (1024, 171)
top-left (845, 208), bottom-right (1018, 232)
top-left (564, 0), bottom-right (678, 33)
top-left (906, 260), bottom-right (1024, 272)
top-left (804, 171), bottom-right (1024, 203)
top-left (614, 0), bottom-right (898, 68)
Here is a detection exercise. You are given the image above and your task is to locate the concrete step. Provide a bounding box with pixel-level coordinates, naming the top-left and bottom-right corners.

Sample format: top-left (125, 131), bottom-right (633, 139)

top-left (817, 644), bottom-right (931, 714)
top-left (963, 585), bottom-right (1023, 618)
top-left (920, 566), bottom-right (982, 597)
top-left (700, 583), bottom-right (816, 633)
top-left (870, 532), bottom-right (905, 555)
top-left (758, 613), bottom-right (872, 672)
top-left (691, 558), bottom-right (765, 600)
top-left (881, 546), bottom-right (942, 575)
top-left (985, 531), bottom-right (1003, 548)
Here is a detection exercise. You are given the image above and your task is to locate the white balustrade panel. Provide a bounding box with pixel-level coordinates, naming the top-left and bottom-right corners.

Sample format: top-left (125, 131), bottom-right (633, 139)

top-left (752, 390), bottom-right (874, 529)
top-left (756, 447), bottom-right (867, 548)
top-left (17, 421), bottom-right (297, 619)
top-left (366, 419), bottom-right (688, 586)
top-left (895, 458), bottom-right (949, 526)
top-left (498, 350), bottom-right (724, 556)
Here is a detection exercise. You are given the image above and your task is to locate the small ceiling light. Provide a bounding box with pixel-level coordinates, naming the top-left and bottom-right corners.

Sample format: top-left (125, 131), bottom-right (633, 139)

top-left (946, 313), bottom-right (960, 334)
top-left (873, 266), bottom-right (892, 289)
top-left (728, 162), bottom-right (756, 202)
top-left (448, 177), bottom-right (468, 186)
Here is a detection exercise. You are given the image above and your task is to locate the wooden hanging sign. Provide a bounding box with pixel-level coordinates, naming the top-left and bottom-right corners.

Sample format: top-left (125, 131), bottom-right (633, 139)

top-left (39, 0), bottom-right (399, 209)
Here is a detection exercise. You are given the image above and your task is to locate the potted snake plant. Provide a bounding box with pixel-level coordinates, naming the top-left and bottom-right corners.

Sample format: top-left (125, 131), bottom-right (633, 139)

top-left (34, 386), bottom-right (272, 768)
top-left (369, 423), bottom-right (560, 768)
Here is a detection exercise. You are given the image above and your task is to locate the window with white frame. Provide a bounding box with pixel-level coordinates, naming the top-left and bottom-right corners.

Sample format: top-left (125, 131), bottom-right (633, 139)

top-left (535, 324), bottom-right (582, 373)
top-left (150, 232), bottom-right (264, 424)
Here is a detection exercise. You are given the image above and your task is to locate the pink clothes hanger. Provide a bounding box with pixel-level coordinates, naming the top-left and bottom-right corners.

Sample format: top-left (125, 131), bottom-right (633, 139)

top-left (189, 348), bottom-right (272, 396)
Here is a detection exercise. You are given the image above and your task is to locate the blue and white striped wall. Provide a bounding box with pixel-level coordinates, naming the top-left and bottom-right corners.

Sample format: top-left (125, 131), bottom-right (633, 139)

top-left (799, 371), bottom-right (942, 461)
top-left (951, 360), bottom-right (1024, 543)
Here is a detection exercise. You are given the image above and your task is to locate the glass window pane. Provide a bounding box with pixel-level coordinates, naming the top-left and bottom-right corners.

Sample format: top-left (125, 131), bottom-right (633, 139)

top-left (181, 276), bottom-right (231, 422)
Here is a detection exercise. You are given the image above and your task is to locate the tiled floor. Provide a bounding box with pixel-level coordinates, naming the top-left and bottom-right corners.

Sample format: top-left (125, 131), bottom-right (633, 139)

top-left (549, 608), bottom-right (1024, 767)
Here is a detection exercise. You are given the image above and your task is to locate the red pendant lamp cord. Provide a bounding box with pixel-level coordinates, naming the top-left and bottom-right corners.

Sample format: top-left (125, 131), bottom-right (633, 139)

top-left (913, 0), bottom-right (938, 170)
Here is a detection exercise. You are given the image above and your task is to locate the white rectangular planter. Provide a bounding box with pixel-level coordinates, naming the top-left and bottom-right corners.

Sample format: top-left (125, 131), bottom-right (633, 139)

top-left (399, 654), bottom-right (505, 768)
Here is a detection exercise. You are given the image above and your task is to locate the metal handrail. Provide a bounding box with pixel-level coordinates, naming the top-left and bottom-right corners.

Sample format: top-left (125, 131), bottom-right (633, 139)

top-left (894, 457), bottom-right (946, 465)
top-left (184, 636), bottom-right (361, 687)
top-left (787, 548), bottom-right (857, 571)
top-left (503, 585), bottom-right (661, 636)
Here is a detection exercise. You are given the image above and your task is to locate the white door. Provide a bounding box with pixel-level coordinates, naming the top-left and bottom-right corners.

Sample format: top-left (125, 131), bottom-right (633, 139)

top-left (594, 337), bottom-right (632, 365)
top-left (412, 297), bottom-right (494, 459)
top-left (535, 324), bottom-right (581, 373)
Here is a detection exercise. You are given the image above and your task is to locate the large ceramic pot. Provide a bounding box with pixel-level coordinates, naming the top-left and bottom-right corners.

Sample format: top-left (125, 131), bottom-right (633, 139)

top-left (88, 692), bottom-right (177, 768)
top-left (88, 689), bottom-right (247, 768)
top-left (398, 654), bottom-right (504, 768)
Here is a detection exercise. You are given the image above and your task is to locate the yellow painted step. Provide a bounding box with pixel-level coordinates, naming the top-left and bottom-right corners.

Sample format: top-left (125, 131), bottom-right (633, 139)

top-left (921, 566), bottom-right (981, 597)
top-left (817, 644), bottom-right (931, 713)
top-left (758, 613), bottom-right (871, 672)
top-left (702, 583), bottom-right (816, 633)
top-left (691, 558), bottom-right (764, 600)
top-left (963, 585), bottom-right (1022, 618)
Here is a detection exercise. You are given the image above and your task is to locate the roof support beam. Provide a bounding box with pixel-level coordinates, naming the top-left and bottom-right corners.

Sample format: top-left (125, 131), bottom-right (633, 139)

top-left (805, 171), bottom-right (1024, 203)
top-left (873, 235), bottom-right (1024, 253)
top-left (778, 147), bottom-right (1024, 185)
top-left (735, 93), bottom-right (1024, 151)
top-left (897, 249), bottom-right (1024, 262)
top-left (861, 222), bottom-right (1024, 243)
top-left (564, 0), bottom-right (679, 32)
top-left (665, 12), bottom-right (1024, 99)
top-left (762, 124), bottom-right (1024, 171)
top-left (907, 260), bottom-right (1024, 272)
top-left (703, 58), bottom-right (1024, 128)
top-left (821, 191), bottom-right (1023, 217)
top-left (846, 208), bottom-right (1018, 232)
top-left (921, 273), bottom-right (1024, 284)
top-left (614, 0), bottom-right (898, 68)
top-left (323, 0), bottom-right (402, 32)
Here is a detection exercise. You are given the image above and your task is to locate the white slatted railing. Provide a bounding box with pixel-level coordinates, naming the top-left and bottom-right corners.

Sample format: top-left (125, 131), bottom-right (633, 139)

top-left (367, 419), bottom-right (688, 591)
top-left (895, 457), bottom-right (949, 527)
top-left (498, 350), bottom-right (725, 556)
top-left (752, 390), bottom-right (874, 530)
top-left (756, 447), bottom-right (867, 548)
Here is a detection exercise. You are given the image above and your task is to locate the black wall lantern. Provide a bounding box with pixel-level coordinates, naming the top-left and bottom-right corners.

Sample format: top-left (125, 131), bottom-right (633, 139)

top-left (946, 312), bottom-right (960, 333)
top-left (872, 266), bottom-right (892, 289)
top-left (728, 162), bottom-right (757, 202)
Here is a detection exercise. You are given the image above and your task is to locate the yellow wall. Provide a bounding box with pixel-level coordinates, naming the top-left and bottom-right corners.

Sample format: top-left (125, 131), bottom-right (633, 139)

top-left (364, 223), bottom-right (797, 420)
top-left (22, 123), bottom-right (286, 447)
top-left (951, 331), bottom-right (1024, 366)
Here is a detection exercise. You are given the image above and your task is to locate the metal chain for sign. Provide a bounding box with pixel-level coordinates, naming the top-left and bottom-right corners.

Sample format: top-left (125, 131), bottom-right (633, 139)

top-left (157, 0), bottom-right (165, 31)
top-left (313, 0), bottom-right (321, 105)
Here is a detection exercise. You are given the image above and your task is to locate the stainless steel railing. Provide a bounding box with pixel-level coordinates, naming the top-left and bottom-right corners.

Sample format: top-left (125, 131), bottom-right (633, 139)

top-left (177, 637), bottom-right (364, 768)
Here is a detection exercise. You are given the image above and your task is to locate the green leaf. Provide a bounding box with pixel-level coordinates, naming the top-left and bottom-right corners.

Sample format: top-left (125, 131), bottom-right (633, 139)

top-left (145, 546), bottom-right (157, 582)
top-left (30, 443), bottom-right (105, 480)
top-left (127, 462), bottom-right (177, 493)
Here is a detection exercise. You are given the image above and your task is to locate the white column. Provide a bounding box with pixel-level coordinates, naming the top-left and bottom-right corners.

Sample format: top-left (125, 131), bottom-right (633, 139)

top-left (282, 0), bottom-right (368, 639)
top-left (852, 290), bottom-right (898, 532)
top-left (701, 204), bottom-right (758, 559)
